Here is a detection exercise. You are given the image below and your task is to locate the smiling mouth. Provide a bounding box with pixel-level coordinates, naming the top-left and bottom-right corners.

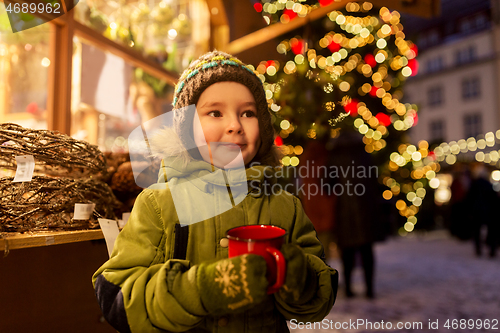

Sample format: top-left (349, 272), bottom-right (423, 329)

top-left (219, 143), bottom-right (245, 149)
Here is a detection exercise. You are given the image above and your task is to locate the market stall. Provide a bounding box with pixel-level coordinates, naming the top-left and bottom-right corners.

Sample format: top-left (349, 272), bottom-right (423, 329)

top-left (0, 1), bottom-right (215, 331)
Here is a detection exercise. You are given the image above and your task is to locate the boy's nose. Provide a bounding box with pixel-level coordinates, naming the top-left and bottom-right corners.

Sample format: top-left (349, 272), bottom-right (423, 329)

top-left (227, 117), bottom-right (243, 134)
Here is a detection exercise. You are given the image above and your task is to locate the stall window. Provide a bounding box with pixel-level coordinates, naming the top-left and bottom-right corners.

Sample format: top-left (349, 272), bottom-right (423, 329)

top-left (71, 38), bottom-right (175, 152)
top-left (71, 0), bottom-right (210, 151)
top-left (0, 10), bottom-right (51, 129)
top-left (74, 0), bottom-right (208, 71)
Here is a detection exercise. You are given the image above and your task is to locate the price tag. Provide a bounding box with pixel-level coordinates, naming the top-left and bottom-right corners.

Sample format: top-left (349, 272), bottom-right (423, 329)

top-left (98, 218), bottom-right (120, 257)
top-left (45, 236), bottom-right (55, 246)
top-left (118, 212), bottom-right (131, 228)
top-left (73, 203), bottom-right (95, 220)
top-left (13, 155), bottom-right (35, 183)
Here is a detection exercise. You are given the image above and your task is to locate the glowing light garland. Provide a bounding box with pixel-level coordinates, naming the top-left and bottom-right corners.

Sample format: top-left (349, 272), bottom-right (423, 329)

top-left (257, 2), bottom-right (427, 233)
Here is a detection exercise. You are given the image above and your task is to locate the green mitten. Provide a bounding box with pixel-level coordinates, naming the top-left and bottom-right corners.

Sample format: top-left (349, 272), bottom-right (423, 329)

top-left (197, 254), bottom-right (268, 315)
top-left (277, 243), bottom-right (318, 305)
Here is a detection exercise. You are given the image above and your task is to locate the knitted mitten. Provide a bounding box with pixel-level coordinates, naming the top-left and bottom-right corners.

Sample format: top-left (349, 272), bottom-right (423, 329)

top-left (197, 254), bottom-right (268, 315)
top-left (276, 244), bottom-right (318, 305)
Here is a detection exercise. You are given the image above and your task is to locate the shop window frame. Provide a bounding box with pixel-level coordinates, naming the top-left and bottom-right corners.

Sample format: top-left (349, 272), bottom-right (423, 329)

top-left (3, 0), bottom-right (223, 134)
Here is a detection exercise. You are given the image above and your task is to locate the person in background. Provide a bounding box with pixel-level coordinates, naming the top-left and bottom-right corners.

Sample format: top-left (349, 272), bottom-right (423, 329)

top-left (466, 163), bottom-right (498, 258)
top-left (298, 138), bottom-right (338, 260)
top-left (449, 163), bottom-right (472, 240)
top-left (328, 131), bottom-right (387, 299)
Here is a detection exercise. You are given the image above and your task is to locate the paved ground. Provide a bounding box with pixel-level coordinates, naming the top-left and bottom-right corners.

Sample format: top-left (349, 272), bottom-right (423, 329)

top-left (289, 230), bottom-right (500, 333)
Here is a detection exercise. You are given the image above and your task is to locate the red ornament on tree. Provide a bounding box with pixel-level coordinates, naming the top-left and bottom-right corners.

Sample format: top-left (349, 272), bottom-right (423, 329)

top-left (291, 39), bottom-right (304, 55)
top-left (319, 0), bottom-right (334, 7)
top-left (369, 86), bottom-right (379, 97)
top-left (283, 9), bottom-right (297, 21)
top-left (375, 113), bottom-right (391, 127)
top-left (407, 59), bottom-right (419, 76)
top-left (364, 54), bottom-right (376, 68)
top-left (344, 99), bottom-right (359, 117)
top-left (410, 113), bottom-right (418, 126)
top-left (254, 3), bottom-right (263, 12)
top-left (275, 136), bottom-right (283, 147)
top-left (409, 44), bottom-right (418, 58)
top-left (327, 41), bottom-right (341, 53)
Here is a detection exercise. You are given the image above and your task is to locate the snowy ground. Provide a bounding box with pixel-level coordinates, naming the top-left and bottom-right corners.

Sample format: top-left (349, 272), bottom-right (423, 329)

top-left (289, 230), bottom-right (500, 333)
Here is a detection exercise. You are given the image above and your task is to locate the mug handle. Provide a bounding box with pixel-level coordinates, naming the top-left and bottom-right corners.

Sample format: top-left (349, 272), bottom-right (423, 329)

top-left (265, 247), bottom-right (286, 294)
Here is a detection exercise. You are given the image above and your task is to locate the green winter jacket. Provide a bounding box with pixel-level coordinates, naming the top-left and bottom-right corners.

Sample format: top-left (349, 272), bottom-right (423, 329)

top-left (92, 159), bottom-right (338, 333)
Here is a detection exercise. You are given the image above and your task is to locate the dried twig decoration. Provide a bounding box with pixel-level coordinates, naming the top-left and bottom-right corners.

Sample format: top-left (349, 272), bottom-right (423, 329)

top-left (0, 176), bottom-right (121, 232)
top-left (0, 123), bottom-right (108, 178)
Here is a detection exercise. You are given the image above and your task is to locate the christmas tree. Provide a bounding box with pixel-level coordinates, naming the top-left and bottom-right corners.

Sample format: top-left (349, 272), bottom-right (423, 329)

top-left (253, 1), bottom-right (439, 234)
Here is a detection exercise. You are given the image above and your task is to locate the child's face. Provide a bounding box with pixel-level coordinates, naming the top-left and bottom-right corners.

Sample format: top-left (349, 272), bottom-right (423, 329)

top-left (193, 82), bottom-right (261, 168)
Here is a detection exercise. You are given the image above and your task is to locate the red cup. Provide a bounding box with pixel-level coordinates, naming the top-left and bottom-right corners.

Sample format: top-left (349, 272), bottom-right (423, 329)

top-left (226, 225), bottom-right (286, 294)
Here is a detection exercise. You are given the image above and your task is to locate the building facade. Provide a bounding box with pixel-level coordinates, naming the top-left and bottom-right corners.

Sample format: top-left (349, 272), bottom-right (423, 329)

top-left (403, 0), bottom-right (498, 146)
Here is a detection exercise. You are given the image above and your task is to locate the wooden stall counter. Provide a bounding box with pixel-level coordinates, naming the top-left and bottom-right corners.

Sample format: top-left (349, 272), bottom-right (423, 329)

top-left (0, 228), bottom-right (115, 333)
top-left (0, 229), bottom-right (104, 252)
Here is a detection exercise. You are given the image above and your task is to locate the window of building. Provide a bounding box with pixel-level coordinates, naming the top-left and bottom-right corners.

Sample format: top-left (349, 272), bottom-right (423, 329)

top-left (458, 13), bottom-right (489, 35)
top-left (455, 46), bottom-right (477, 65)
top-left (426, 56), bottom-right (444, 73)
top-left (428, 86), bottom-right (444, 107)
top-left (463, 114), bottom-right (482, 138)
top-left (462, 77), bottom-right (481, 100)
top-left (428, 30), bottom-right (440, 45)
top-left (475, 14), bottom-right (488, 29)
top-left (460, 19), bottom-right (472, 34)
top-left (429, 120), bottom-right (445, 142)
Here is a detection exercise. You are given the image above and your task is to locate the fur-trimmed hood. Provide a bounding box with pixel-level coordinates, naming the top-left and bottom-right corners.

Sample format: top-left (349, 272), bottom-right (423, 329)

top-left (149, 126), bottom-right (192, 170)
top-left (149, 125), bottom-right (282, 173)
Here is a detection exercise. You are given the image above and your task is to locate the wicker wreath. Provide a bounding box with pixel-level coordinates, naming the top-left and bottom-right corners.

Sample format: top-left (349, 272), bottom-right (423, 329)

top-left (0, 123), bottom-right (108, 178)
top-left (0, 123), bottom-right (124, 233)
top-left (0, 176), bottom-right (121, 232)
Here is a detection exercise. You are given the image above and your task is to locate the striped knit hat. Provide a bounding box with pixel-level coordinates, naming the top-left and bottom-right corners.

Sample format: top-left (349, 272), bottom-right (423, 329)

top-left (172, 50), bottom-right (280, 167)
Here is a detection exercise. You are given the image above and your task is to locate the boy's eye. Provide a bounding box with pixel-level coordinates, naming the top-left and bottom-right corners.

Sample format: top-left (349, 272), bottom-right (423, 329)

top-left (242, 110), bottom-right (256, 118)
top-left (208, 110), bottom-right (222, 117)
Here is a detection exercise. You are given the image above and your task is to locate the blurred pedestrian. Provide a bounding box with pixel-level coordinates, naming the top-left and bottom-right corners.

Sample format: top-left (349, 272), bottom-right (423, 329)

top-left (299, 138), bottom-right (338, 260)
top-left (466, 163), bottom-right (498, 257)
top-left (329, 132), bottom-right (387, 299)
top-left (449, 163), bottom-right (472, 240)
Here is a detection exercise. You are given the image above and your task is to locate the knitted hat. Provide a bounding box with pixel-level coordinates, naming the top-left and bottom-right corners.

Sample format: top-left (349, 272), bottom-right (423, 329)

top-left (172, 50), bottom-right (280, 167)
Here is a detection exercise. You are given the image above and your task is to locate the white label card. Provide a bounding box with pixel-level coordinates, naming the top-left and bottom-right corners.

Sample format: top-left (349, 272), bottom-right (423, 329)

top-left (118, 212), bottom-right (131, 228)
top-left (98, 218), bottom-right (120, 257)
top-left (13, 155), bottom-right (35, 183)
top-left (73, 203), bottom-right (95, 220)
top-left (45, 236), bottom-right (55, 246)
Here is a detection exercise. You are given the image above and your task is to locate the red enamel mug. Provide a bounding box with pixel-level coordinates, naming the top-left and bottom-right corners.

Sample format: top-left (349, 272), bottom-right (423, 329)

top-left (226, 225), bottom-right (286, 294)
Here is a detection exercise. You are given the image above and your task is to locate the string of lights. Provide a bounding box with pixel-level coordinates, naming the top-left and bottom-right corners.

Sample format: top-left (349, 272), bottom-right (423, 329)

top-left (255, 2), bottom-right (424, 233)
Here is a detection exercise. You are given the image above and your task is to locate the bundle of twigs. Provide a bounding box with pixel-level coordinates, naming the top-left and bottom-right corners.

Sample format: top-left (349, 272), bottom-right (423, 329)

top-left (0, 123), bottom-right (108, 178)
top-left (0, 176), bottom-right (121, 232)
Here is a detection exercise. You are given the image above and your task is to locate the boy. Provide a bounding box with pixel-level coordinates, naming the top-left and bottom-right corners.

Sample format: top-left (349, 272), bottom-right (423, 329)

top-left (93, 51), bottom-right (337, 332)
